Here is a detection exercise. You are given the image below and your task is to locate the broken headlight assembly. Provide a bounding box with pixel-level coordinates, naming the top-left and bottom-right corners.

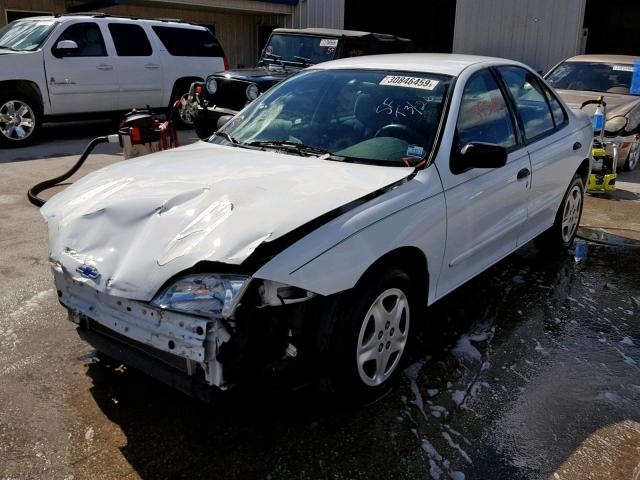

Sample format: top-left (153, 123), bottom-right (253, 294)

top-left (152, 274), bottom-right (250, 319)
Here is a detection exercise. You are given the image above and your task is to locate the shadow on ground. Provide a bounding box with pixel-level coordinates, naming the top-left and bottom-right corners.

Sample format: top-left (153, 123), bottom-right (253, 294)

top-left (77, 242), bottom-right (640, 479)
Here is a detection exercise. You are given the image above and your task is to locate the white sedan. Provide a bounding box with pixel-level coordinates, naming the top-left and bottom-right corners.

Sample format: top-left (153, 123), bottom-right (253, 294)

top-left (43, 54), bottom-right (592, 399)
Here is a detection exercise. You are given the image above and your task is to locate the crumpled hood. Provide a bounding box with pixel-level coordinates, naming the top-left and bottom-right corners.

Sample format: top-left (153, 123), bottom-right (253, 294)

top-left (42, 142), bottom-right (411, 300)
top-left (556, 89), bottom-right (640, 118)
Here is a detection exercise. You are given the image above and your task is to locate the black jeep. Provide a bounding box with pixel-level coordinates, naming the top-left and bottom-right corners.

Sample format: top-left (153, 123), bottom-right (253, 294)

top-left (190, 27), bottom-right (413, 139)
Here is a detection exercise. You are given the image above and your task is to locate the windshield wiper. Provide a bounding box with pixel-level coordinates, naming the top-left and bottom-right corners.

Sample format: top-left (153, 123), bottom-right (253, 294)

top-left (212, 131), bottom-right (239, 144)
top-left (263, 52), bottom-right (284, 66)
top-left (293, 55), bottom-right (312, 66)
top-left (246, 140), bottom-right (344, 159)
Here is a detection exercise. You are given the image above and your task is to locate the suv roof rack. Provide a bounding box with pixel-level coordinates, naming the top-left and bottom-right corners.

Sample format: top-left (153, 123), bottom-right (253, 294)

top-left (58, 12), bottom-right (200, 26)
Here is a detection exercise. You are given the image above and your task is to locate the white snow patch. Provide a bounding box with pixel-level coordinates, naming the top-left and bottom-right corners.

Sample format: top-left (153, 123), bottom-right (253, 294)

top-left (427, 388), bottom-right (439, 397)
top-left (84, 427), bottom-right (94, 442)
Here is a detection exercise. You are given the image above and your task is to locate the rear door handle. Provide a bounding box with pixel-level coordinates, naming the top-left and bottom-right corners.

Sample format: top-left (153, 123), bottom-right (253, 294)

top-left (517, 168), bottom-right (531, 180)
top-left (144, 63), bottom-right (160, 69)
top-left (573, 142), bottom-right (582, 151)
top-left (96, 64), bottom-right (113, 70)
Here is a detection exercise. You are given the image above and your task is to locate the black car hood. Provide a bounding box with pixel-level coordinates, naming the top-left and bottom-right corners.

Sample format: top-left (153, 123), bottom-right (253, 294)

top-left (211, 65), bottom-right (300, 83)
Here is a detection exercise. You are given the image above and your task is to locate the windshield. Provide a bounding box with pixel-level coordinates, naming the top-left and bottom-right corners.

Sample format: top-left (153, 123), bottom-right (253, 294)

top-left (212, 69), bottom-right (452, 166)
top-left (261, 34), bottom-right (339, 66)
top-left (546, 61), bottom-right (639, 96)
top-left (0, 19), bottom-right (57, 52)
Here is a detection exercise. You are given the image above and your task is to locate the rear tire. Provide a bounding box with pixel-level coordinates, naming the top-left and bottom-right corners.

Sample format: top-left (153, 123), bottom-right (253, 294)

top-left (170, 82), bottom-right (197, 129)
top-left (0, 91), bottom-right (40, 148)
top-left (326, 266), bottom-right (413, 399)
top-left (534, 173), bottom-right (584, 251)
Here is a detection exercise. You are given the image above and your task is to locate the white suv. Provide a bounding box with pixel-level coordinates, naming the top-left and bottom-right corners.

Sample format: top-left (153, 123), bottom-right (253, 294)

top-left (0, 13), bottom-right (227, 146)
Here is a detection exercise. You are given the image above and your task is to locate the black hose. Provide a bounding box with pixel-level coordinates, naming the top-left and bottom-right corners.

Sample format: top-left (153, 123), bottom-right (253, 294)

top-left (27, 136), bottom-right (110, 207)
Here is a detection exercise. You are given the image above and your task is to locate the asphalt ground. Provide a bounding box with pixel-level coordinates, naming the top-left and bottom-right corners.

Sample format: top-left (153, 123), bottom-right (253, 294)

top-left (0, 125), bottom-right (639, 480)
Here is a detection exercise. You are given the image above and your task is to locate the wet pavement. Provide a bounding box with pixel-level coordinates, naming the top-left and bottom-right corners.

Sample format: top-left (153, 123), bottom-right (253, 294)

top-left (1, 134), bottom-right (639, 479)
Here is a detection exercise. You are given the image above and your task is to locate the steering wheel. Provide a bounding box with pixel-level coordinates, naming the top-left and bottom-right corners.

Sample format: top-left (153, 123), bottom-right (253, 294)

top-left (374, 124), bottom-right (420, 143)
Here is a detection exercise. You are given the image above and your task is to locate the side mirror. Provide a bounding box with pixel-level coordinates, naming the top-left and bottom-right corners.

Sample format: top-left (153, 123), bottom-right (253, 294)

top-left (451, 142), bottom-right (508, 174)
top-left (53, 40), bottom-right (78, 58)
top-left (217, 114), bottom-right (233, 130)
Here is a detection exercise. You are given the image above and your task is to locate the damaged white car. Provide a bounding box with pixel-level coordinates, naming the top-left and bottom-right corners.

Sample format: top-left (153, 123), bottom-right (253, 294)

top-left (43, 54), bottom-right (592, 399)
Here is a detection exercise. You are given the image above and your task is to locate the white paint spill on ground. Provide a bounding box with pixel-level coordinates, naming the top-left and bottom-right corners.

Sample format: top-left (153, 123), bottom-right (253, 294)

top-left (1, 289), bottom-right (56, 354)
top-left (0, 352), bottom-right (47, 377)
top-left (615, 347), bottom-right (638, 367)
top-left (533, 338), bottom-right (548, 355)
top-left (621, 336), bottom-right (636, 347)
top-left (441, 431), bottom-right (472, 464)
top-left (421, 439), bottom-right (466, 480)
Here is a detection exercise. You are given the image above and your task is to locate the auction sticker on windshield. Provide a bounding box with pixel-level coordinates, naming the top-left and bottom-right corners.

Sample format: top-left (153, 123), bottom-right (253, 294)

top-left (320, 39), bottom-right (338, 47)
top-left (613, 65), bottom-right (634, 72)
top-left (380, 76), bottom-right (440, 91)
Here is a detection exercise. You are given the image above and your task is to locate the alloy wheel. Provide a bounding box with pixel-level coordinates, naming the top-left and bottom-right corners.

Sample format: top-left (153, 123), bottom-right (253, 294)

top-left (561, 185), bottom-right (582, 243)
top-left (178, 92), bottom-right (196, 125)
top-left (626, 137), bottom-right (640, 171)
top-left (356, 287), bottom-right (410, 386)
top-left (0, 100), bottom-right (35, 141)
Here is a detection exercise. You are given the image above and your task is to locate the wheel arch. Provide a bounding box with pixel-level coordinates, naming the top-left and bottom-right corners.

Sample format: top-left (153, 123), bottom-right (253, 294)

top-left (0, 80), bottom-right (45, 113)
top-left (355, 246), bottom-right (429, 307)
top-left (576, 157), bottom-right (590, 185)
top-left (170, 76), bottom-right (204, 103)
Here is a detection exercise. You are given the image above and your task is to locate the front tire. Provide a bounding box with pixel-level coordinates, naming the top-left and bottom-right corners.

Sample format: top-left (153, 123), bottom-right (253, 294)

top-left (0, 92), bottom-right (40, 148)
top-left (623, 136), bottom-right (640, 171)
top-left (534, 173), bottom-right (584, 251)
top-left (327, 267), bottom-right (412, 398)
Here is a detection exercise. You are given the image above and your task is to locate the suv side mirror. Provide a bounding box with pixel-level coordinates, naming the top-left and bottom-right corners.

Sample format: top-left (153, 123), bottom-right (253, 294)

top-left (53, 40), bottom-right (78, 58)
top-left (451, 142), bottom-right (508, 174)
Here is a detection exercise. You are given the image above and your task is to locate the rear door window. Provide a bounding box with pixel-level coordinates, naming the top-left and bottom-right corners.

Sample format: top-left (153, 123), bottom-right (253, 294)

top-left (497, 66), bottom-right (556, 141)
top-left (152, 26), bottom-right (223, 57)
top-left (108, 23), bottom-right (152, 56)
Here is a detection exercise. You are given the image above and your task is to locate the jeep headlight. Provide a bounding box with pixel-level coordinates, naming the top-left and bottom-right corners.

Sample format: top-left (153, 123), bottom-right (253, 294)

top-left (206, 78), bottom-right (218, 95)
top-left (246, 83), bottom-right (259, 101)
top-left (604, 116), bottom-right (627, 135)
top-left (152, 274), bottom-right (250, 318)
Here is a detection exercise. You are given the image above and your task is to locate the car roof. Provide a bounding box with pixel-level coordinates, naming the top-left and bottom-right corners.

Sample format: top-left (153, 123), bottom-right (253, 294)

top-left (312, 53), bottom-right (522, 76)
top-left (564, 54), bottom-right (639, 64)
top-left (274, 27), bottom-right (383, 37)
top-left (17, 13), bottom-right (206, 29)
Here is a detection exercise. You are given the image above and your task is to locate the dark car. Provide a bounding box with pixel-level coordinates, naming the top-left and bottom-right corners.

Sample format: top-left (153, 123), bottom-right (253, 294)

top-left (190, 27), bottom-right (413, 139)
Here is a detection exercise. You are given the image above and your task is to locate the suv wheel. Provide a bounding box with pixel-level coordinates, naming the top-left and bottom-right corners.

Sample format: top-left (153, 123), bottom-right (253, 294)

top-left (534, 173), bottom-right (584, 251)
top-left (0, 92), bottom-right (40, 147)
top-left (327, 267), bottom-right (412, 397)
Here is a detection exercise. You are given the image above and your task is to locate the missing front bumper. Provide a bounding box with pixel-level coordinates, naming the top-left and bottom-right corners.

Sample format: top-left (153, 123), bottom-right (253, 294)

top-left (54, 271), bottom-right (231, 389)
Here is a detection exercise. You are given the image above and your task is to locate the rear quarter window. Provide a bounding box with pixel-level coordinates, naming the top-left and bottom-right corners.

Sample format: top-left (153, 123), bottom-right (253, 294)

top-left (152, 26), bottom-right (224, 57)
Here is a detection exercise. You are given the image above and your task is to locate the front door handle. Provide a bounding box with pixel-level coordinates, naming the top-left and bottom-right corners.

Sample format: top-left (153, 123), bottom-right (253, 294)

top-left (144, 63), bottom-right (160, 69)
top-left (96, 64), bottom-right (113, 70)
top-left (573, 142), bottom-right (582, 151)
top-left (517, 168), bottom-right (531, 181)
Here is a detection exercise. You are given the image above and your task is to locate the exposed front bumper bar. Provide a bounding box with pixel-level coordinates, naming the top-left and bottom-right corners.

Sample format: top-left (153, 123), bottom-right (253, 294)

top-left (54, 271), bottom-right (231, 388)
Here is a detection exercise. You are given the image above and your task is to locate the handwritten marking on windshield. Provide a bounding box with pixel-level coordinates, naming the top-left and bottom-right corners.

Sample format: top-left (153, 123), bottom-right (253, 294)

top-left (376, 98), bottom-right (427, 118)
